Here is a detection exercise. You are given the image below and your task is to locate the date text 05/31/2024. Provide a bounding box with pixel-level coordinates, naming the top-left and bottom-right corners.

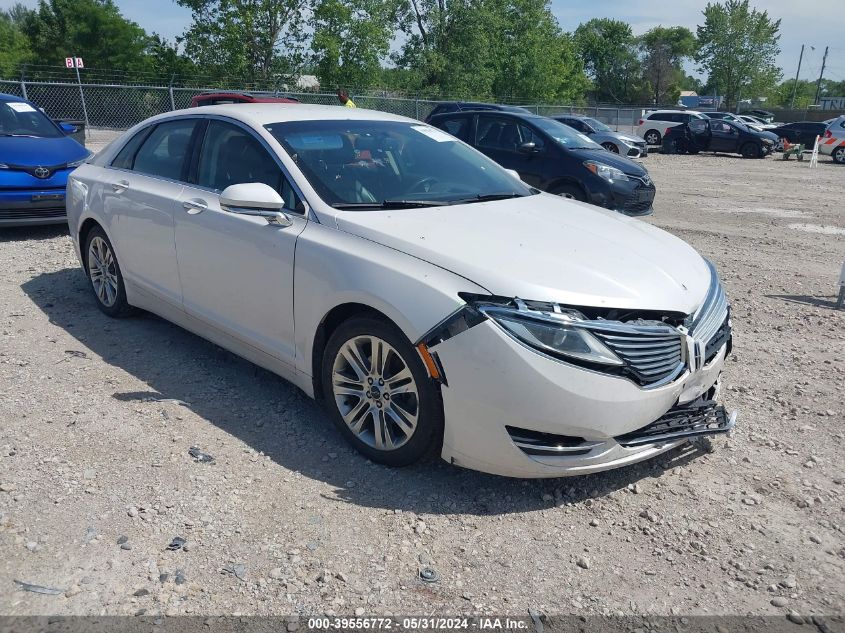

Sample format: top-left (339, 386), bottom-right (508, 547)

top-left (306, 618), bottom-right (530, 630)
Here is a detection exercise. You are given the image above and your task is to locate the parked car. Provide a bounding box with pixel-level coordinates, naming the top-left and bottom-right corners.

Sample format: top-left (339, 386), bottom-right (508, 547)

top-left (819, 115), bottom-right (845, 163)
top-left (636, 110), bottom-right (707, 146)
top-left (769, 121), bottom-right (827, 147)
top-left (662, 118), bottom-right (774, 158)
top-left (65, 104), bottom-right (735, 478)
top-left (424, 102), bottom-right (532, 123)
top-left (190, 91), bottom-right (299, 107)
top-left (736, 114), bottom-right (777, 130)
top-left (552, 114), bottom-right (648, 157)
top-left (0, 93), bottom-right (90, 226)
top-left (429, 110), bottom-right (655, 215)
top-left (742, 109), bottom-right (776, 123)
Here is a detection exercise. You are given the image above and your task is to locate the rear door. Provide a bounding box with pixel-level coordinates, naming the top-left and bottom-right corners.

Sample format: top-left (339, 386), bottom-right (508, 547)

top-left (104, 118), bottom-right (199, 305)
top-left (688, 118), bottom-right (711, 150)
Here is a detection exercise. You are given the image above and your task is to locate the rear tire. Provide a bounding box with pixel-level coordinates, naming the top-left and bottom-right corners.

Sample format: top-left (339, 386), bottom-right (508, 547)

top-left (83, 226), bottom-right (135, 318)
top-left (833, 146), bottom-right (845, 164)
top-left (644, 130), bottom-right (662, 146)
top-left (321, 316), bottom-right (444, 467)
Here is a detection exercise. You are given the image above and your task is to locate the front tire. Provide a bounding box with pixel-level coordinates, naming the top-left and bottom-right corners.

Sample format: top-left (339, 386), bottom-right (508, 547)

top-left (601, 142), bottom-right (619, 153)
top-left (83, 226), bottom-right (134, 317)
top-left (552, 184), bottom-right (586, 201)
top-left (741, 142), bottom-right (761, 159)
top-left (833, 146), bottom-right (845, 164)
top-left (321, 316), bottom-right (443, 466)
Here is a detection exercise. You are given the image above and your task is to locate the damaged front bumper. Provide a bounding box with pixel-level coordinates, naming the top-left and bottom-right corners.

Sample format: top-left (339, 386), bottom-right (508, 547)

top-left (427, 313), bottom-right (733, 478)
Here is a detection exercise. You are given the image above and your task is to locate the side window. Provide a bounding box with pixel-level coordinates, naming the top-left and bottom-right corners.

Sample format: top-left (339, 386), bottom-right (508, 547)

top-left (690, 119), bottom-right (708, 133)
top-left (477, 116), bottom-right (504, 148)
top-left (197, 120), bottom-right (301, 211)
top-left (111, 126), bottom-right (152, 170)
top-left (438, 117), bottom-right (470, 142)
top-left (649, 113), bottom-right (667, 122)
top-left (518, 123), bottom-right (545, 150)
top-left (132, 119), bottom-right (196, 180)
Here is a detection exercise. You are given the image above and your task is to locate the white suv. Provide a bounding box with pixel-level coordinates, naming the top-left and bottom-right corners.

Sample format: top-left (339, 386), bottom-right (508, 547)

top-left (637, 110), bottom-right (708, 146)
top-left (819, 115), bottom-right (845, 163)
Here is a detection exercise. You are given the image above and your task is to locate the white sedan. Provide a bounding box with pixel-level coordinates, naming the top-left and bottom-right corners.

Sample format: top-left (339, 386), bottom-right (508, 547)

top-left (66, 104), bottom-right (735, 478)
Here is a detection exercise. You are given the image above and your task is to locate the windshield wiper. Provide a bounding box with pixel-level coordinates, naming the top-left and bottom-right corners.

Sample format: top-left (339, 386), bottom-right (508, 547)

top-left (333, 200), bottom-right (446, 210)
top-left (449, 192), bottom-right (527, 205)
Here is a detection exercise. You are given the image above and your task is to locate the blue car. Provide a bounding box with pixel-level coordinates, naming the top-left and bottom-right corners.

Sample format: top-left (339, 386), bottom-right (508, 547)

top-left (1, 93), bottom-right (90, 226)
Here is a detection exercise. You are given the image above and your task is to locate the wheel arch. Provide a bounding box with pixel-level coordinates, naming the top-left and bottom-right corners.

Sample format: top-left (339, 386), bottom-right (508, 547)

top-left (311, 302), bottom-right (399, 401)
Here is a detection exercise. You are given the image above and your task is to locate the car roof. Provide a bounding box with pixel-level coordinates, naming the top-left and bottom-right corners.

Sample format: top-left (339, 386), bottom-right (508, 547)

top-left (151, 103), bottom-right (416, 126)
top-left (648, 109), bottom-right (701, 114)
top-left (429, 109), bottom-right (543, 122)
top-left (0, 92), bottom-right (27, 104)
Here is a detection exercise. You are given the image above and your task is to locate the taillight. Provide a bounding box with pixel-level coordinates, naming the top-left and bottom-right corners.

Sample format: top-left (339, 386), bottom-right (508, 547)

top-left (824, 130), bottom-right (832, 138)
top-left (638, 119), bottom-right (644, 126)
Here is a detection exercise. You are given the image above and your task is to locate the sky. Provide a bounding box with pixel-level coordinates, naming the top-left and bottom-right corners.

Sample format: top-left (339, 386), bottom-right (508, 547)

top-left (2, 0), bottom-right (843, 84)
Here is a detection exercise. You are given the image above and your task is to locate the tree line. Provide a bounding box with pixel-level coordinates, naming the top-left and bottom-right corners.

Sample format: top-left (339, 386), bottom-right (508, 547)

top-left (1, 0), bottom-right (840, 108)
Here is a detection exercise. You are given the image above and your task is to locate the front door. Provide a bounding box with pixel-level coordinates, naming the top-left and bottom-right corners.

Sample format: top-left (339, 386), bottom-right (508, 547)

top-left (474, 115), bottom-right (548, 188)
top-left (174, 119), bottom-right (307, 366)
top-left (709, 121), bottom-right (740, 152)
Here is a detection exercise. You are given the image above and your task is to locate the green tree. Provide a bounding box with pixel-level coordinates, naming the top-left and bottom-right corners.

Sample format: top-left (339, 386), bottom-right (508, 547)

top-left (19, 0), bottom-right (154, 72)
top-left (695, 0), bottom-right (781, 111)
top-left (311, 0), bottom-right (398, 89)
top-left (178, 0), bottom-right (308, 86)
top-left (574, 18), bottom-right (641, 103)
top-left (395, 0), bottom-right (587, 102)
top-left (0, 7), bottom-right (32, 75)
top-left (639, 26), bottom-right (696, 105)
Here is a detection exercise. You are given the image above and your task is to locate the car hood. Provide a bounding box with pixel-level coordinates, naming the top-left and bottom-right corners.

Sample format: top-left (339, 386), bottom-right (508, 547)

top-left (565, 147), bottom-right (647, 175)
top-left (614, 133), bottom-right (646, 144)
top-left (334, 194), bottom-right (712, 314)
top-left (0, 135), bottom-right (88, 167)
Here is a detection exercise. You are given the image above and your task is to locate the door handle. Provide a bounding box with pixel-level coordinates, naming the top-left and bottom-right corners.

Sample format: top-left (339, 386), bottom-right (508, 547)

top-left (112, 180), bottom-right (129, 193)
top-left (182, 198), bottom-right (208, 215)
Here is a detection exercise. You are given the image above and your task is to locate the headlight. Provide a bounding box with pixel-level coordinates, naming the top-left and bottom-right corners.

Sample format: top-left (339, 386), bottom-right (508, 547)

top-left (66, 153), bottom-right (91, 169)
top-left (479, 305), bottom-right (623, 366)
top-left (584, 161), bottom-right (629, 183)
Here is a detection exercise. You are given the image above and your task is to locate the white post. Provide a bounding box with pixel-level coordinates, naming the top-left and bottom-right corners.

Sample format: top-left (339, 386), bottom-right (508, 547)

top-left (73, 55), bottom-right (89, 128)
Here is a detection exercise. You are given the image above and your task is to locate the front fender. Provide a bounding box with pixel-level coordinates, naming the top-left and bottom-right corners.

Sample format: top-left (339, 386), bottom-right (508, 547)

top-left (293, 222), bottom-right (488, 378)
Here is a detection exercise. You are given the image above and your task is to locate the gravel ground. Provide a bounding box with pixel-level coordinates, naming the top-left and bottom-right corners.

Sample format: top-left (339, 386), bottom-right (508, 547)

top-left (0, 152), bottom-right (843, 619)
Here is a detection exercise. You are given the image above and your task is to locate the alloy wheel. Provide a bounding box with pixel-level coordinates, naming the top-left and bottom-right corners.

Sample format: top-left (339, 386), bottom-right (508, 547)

top-left (87, 236), bottom-right (118, 307)
top-left (645, 131), bottom-right (660, 145)
top-left (833, 147), bottom-right (845, 164)
top-left (331, 335), bottom-right (420, 451)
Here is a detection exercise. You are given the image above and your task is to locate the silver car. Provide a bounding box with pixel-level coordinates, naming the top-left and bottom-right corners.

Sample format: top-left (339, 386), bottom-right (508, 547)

top-left (553, 115), bottom-right (648, 158)
top-left (66, 104), bottom-right (735, 478)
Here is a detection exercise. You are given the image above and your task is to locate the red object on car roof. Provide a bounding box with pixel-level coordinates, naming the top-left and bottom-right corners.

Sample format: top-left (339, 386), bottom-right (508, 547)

top-left (190, 92), bottom-right (299, 107)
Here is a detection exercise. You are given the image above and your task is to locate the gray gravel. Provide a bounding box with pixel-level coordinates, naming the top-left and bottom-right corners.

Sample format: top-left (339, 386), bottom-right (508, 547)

top-left (0, 152), bottom-right (843, 617)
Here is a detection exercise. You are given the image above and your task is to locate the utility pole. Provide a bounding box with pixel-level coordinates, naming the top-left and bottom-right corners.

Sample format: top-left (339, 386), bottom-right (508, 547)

top-left (790, 44), bottom-right (805, 109)
top-left (814, 46), bottom-right (828, 106)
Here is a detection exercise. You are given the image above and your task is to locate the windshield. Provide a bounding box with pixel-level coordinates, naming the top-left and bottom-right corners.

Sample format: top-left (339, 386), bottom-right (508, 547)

top-left (0, 100), bottom-right (62, 138)
top-left (265, 120), bottom-right (535, 207)
top-left (583, 117), bottom-right (612, 133)
top-left (530, 117), bottom-right (602, 149)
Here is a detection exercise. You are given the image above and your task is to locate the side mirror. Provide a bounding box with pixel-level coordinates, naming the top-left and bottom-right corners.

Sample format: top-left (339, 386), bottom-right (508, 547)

top-left (220, 183), bottom-right (292, 227)
top-left (59, 122), bottom-right (78, 134)
top-left (518, 141), bottom-right (539, 154)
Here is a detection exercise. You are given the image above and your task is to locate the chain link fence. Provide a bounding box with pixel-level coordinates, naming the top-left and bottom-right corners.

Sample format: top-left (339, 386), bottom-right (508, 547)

top-left (1, 78), bottom-right (649, 152)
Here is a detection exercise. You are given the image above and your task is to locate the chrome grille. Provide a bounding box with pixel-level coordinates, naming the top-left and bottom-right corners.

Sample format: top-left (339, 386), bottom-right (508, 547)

top-left (589, 326), bottom-right (684, 387)
top-left (689, 261), bottom-right (729, 353)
